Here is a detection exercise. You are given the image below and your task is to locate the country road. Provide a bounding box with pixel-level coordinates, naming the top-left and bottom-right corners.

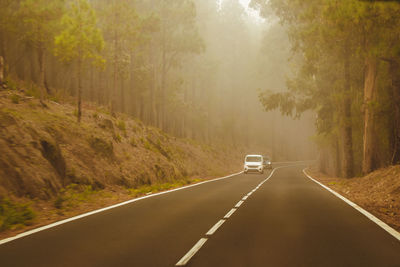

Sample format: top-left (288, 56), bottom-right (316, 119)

top-left (1, 163), bottom-right (400, 267)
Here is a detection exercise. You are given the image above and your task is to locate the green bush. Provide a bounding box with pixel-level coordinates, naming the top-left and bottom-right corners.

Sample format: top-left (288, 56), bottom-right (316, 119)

top-left (0, 198), bottom-right (36, 231)
top-left (54, 184), bottom-right (98, 210)
top-left (88, 136), bottom-right (114, 157)
top-left (5, 78), bottom-right (17, 91)
top-left (113, 133), bottom-right (122, 143)
top-left (10, 94), bottom-right (20, 104)
top-left (117, 120), bottom-right (126, 131)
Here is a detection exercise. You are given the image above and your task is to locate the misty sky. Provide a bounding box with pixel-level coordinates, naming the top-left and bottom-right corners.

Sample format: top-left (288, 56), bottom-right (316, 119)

top-left (220, 0), bottom-right (265, 22)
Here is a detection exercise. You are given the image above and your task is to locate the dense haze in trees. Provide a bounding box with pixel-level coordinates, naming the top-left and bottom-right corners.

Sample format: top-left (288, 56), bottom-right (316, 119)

top-left (4, 0), bottom-right (400, 178)
top-left (252, 0), bottom-right (400, 177)
top-left (1, 0), bottom-right (331, 168)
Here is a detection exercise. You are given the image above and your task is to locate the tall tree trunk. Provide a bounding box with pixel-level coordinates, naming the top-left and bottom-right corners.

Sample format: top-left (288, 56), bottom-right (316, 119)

top-left (111, 48), bottom-right (118, 116)
top-left (0, 32), bottom-right (6, 79)
top-left (150, 52), bottom-right (157, 126)
top-left (0, 56), bottom-right (4, 86)
top-left (38, 47), bottom-right (46, 103)
top-left (362, 57), bottom-right (378, 174)
top-left (341, 49), bottom-right (354, 178)
top-left (160, 2), bottom-right (167, 131)
top-left (120, 78), bottom-right (125, 113)
top-left (111, 3), bottom-right (119, 117)
top-left (390, 60), bottom-right (400, 164)
top-left (161, 42), bottom-right (166, 131)
top-left (77, 59), bottom-right (82, 123)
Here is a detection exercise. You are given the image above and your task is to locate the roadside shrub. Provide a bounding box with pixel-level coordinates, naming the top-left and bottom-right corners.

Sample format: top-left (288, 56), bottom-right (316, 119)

top-left (10, 94), bottom-right (20, 104)
top-left (54, 196), bottom-right (64, 209)
top-left (54, 184), bottom-right (98, 210)
top-left (117, 120), bottom-right (126, 132)
top-left (0, 198), bottom-right (36, 231)
top-left (113, 133), bottom-right (122, 143)
top-left (88, 136), bottom-right (114, 157)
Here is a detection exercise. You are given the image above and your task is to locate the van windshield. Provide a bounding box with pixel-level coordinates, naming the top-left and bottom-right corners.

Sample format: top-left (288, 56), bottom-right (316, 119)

top-left (246, 156), bottom-right (262, 162)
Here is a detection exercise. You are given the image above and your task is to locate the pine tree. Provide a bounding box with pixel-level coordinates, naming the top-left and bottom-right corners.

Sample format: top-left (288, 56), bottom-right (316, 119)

top-left (18, 0), bottom-right (65, 102)
top-left (54, 0), bottom-right (104, 122)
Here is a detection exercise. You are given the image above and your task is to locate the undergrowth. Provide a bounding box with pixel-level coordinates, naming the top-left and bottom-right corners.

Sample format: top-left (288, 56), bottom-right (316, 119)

top-left (128, 178), bottom-right (201, 197)
top-left (0, 198), bottom-right (36, 231)
top-left (54, 184), bottom-right (100, 210)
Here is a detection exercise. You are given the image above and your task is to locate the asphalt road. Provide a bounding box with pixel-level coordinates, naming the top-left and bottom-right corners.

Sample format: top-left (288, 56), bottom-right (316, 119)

top-left (1, 163), bottom-right (400, 267)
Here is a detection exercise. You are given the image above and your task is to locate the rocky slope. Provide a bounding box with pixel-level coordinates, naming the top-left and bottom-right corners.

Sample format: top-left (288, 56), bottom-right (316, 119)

top-left (0, 86), bottom-right (243, 236)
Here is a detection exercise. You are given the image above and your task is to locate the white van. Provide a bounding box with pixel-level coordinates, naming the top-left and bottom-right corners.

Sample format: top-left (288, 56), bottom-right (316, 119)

top-left (244, 155), bottom-right (264, 174)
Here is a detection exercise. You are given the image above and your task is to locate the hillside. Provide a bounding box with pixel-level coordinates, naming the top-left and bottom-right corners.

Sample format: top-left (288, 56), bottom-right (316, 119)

top-left (309, 166), bottom-right (400, 232)
top-left (0, 86), bottom-right (243, 238)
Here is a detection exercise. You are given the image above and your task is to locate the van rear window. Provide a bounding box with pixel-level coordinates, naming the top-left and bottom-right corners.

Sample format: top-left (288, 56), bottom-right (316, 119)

top-left (246, 156), bottom-right (262, 162)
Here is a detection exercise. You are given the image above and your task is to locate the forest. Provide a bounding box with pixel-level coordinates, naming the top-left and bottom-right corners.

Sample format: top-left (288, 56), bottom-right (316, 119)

top-left (251, 0), bottom-right (400, 177)
top-left (2, 0), bottom-right (399, 178)
top-left (0, 0), bottom-right (315, 162)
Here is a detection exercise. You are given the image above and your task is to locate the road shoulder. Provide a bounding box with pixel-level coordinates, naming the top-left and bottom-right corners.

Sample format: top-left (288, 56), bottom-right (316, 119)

top-left (305, 166), bottom-right (400, 233)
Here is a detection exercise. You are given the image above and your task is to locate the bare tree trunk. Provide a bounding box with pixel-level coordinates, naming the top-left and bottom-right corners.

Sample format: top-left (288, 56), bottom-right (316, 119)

top-left (77, 59), bottom-right (82, 123)
top-left (150, 59), bottom-right (157, 126)
top-left (89, 67), bottom-right (94, 101)
top-left (120, 78), bottom-right (125, 113)
top-left (111, 49), bottom-right (118, 116)
top-left (341, 51), bottom-right (354, 178)
top-left (0, 32), bottom-right (6, 80)
top-left (362, 57), bottom-right (378, 174)
top-left (111, 2), bottom-right (119, 117)
top-left (37, 47), bottom-right (46, 103)
top-left (160, 1), bottom-right (167, 131)
top-left (389, 60), bottom-right (400, 164)
top-left (0, 56), bottom-right (4, 86)
top-left (161, 43), bottom-right (166, 131)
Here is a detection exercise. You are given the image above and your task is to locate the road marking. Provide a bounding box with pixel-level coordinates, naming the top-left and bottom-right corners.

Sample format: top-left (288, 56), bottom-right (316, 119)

top-left (242, 195), bottom-right (248, 200)
top-left (303, 169), bottom-right (400, 242)
top-left (235, 200), bottom-right (244, 208)
top-left (224, 208), bottom-right (237, 219)
top-left (206, 220), bottom-right (226, 236)
top-left (174, 163), bottom-right (309, 266)
top-left (0, 171), bottom-right (244, 246)
top-left (175, 238), bottom-right (208, 266)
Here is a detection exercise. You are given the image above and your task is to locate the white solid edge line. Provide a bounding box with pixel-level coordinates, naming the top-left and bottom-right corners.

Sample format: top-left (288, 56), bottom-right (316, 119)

top-left (303, 168), bottom-right (400, 242)
top-left (242, 195), bottom-right (248, 200)
top-left (224, 208), bottom-right (237, 219)
top-left (176, 238), bottom-right (208, 266)
top-left (206, 219), bottom-right (226, 236)
top-left (0, 171), bottom-right (243, 246)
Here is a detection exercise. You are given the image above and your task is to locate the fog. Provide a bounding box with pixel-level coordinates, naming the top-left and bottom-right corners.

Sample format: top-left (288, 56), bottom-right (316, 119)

top-left (0, 0), bottom-right (317, 162)
top-left (192, 0), bottom-right (316, 160)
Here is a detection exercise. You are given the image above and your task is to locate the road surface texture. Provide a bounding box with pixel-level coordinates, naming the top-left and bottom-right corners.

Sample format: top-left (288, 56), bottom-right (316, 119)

top-left (1, 163), bottom-right (399, 267)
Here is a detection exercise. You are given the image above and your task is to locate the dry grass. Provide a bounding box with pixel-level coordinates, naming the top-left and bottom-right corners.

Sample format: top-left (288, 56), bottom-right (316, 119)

top-left (0, 84), bottom-right (243, 238)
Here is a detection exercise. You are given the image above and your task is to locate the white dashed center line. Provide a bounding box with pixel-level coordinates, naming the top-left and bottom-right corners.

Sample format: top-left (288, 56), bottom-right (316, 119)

top-left (175, 167), bottom-right (284, 266)
top-left (235, 200), bottom-right (244, 208)
top-left (206, 220), bottom-right (226, 236)
top-left (224, 208), bottom-right (237, 219)
top-left (175, 238), bottom-right (208, 266)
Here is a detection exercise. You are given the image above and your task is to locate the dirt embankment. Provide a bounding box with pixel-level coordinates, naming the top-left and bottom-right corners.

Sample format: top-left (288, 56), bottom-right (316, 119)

top-left (0, 88), bottom-right (243, 238)
top-left (309, 166), bottom-right (400, 232)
